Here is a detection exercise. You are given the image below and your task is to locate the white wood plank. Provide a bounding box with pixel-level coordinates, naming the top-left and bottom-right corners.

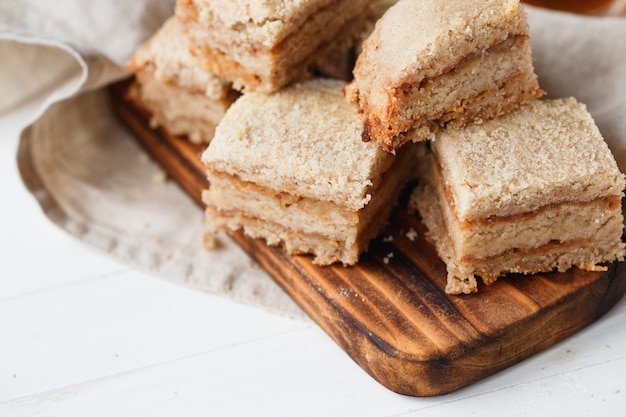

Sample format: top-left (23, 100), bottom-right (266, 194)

top-left (0, 326), bottom-right (403, 417)
top-left (0, 208), bottom-right (127, 300)
top-left (2, 320), bottom-right (625, 417)
top-left (400, 359), bottom-right (626, 416)
top-left (0, 270), bottom-right (306, 402)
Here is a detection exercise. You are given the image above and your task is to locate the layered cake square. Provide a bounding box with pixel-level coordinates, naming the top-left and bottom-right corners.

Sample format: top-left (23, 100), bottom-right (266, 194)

top-left (202, 79), bottom-right (416, 265)
top-left (409, 98), bottom-right (625, 294)
top-left (175, 0), bottom-right (372, 93)
top-left (345, 0), bottom-right (544, 152)
top-left (126, 17), bottom-right (238, 143)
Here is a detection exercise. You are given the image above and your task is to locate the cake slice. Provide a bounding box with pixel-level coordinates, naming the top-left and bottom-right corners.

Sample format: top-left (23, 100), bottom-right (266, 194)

top-left (202, 79), bottom-right (416, 265)
top-left (344, 0), bottom-right (544, 152)
top-left (175, 0), bottom-right (372, 93)
top-left (126, 17), bottom-right (238, 143)
top-left (409, 98), bottom-right (625, 294)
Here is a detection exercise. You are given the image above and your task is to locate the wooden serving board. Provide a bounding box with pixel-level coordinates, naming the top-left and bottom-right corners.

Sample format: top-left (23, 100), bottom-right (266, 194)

top-left (110, 81), bottom-right (626, 397)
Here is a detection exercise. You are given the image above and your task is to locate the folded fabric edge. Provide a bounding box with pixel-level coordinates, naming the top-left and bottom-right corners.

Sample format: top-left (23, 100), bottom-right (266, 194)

top-left (0, 33), bottom-right (129, 120)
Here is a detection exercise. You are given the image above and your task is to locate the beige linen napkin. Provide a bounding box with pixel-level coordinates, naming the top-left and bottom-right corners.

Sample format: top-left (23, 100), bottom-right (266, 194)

top-left (0, 1), bottom-right (176, 114)
top-left (1, 3), bottom-right (625, 319)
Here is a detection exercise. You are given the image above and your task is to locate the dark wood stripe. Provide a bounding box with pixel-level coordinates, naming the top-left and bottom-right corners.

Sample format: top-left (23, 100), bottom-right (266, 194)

top-left (368, 239), bottom-right (483, 348)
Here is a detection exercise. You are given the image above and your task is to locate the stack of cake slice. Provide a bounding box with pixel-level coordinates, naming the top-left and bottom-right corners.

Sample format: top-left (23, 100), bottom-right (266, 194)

top-left (408, 98), bottom-right (625, 294)
top-left (345, 0), bottom-right (544, 152)
top-left (125, 17), bottom-right (237, 144)
top-left (175, 0), bottom-right (372, 93)
top-left (201, 79), bottom-right (416, 265)
top-left (343, 0), bottom-right (624, 292)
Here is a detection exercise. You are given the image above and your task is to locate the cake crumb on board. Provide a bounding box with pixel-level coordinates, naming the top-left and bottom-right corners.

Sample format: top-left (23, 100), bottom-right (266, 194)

top-left (203, 231), bottom-right (219, 250)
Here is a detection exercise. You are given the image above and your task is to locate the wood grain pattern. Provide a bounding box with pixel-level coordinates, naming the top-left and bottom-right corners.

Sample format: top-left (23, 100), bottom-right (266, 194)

top-left (110, 81), bottom-right (626, 397)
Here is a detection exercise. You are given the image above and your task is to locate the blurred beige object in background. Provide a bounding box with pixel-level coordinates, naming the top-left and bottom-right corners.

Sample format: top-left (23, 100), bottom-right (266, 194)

top-left (522, 0), bottom-right (626, 15)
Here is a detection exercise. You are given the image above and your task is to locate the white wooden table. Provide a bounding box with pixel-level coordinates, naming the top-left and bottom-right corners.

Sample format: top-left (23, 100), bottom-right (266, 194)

top-left (2, 100), bottom-right (626, 416)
